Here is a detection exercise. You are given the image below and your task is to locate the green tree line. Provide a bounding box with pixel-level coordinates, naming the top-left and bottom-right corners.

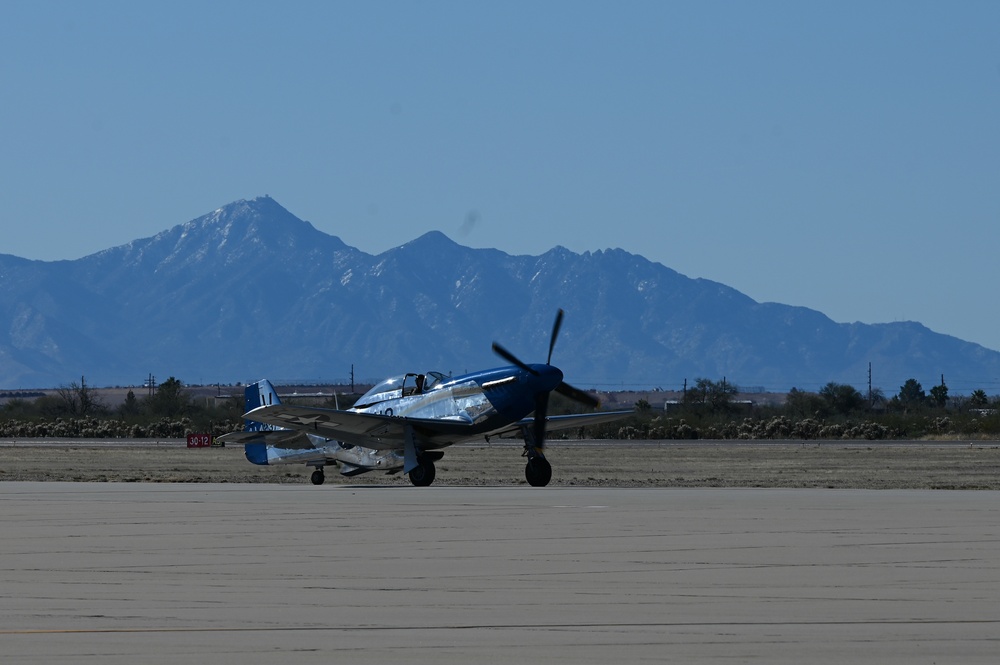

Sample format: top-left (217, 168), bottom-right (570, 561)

top-left (575, 378), bottom-right (1000, 441)
top-left (0, 377), bottom-right (244, 438)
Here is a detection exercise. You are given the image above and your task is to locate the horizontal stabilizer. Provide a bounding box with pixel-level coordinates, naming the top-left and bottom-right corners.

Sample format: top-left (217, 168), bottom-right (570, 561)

top-left (216, 429), bottom-right (312, 448)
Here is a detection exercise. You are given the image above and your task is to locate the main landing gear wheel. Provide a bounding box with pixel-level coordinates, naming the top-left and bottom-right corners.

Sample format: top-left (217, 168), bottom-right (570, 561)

top-left (311, 468), bottom-right (326, 486)
top-left (525, 457), bottom-right (552, 487)
top-left (408, 459), bottom-right (436, 487)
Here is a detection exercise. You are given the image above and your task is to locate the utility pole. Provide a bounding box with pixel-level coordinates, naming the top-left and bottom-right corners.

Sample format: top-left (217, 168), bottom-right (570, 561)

top-left (868, 362), bottom-right (873, 408)
top-left (350, 364), bottom-right (355, 394)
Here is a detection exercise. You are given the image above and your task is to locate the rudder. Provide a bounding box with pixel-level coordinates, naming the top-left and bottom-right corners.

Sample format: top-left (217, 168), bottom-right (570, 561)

top-left (244, 379), bottom-right (281, 432)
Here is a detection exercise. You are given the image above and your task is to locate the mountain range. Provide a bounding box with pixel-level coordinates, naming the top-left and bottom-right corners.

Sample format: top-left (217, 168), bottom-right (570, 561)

top-left (2, 196), bottom-right (999, 393)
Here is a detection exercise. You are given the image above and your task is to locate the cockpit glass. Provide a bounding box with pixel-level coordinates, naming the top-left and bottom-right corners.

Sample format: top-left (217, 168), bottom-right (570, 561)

top-left (354, 372), bottom-right (447, 408)
top-left (423, 371), bottom-right (447, 390)
top-left (355, 375), bottom-right (404, 407)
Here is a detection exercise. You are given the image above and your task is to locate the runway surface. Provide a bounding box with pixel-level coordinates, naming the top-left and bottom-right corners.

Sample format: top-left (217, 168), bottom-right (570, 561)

top-left (1, 483), bottom-right (998, 663)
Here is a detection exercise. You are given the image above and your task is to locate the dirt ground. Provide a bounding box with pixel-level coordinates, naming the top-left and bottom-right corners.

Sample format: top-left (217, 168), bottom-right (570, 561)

top-left (2, 439), bottom-right (1000, 489)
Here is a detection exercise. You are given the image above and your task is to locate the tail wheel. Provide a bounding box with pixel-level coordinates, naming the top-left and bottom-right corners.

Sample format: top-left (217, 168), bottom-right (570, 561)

top-left (408, 459), bottom-right (436, 487)
top-left (525, 457), bottom-right (552, 487)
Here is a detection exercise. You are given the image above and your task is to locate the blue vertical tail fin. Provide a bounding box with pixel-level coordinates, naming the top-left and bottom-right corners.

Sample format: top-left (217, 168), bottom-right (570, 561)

top-left (245, 379), bottom-right (282, 432)
top-left (242, 379), bottom-right (283, 465)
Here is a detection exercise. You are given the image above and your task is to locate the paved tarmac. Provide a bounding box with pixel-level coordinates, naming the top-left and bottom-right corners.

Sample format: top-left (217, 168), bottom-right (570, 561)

top-left (1, 483), bottom-right (998, 664)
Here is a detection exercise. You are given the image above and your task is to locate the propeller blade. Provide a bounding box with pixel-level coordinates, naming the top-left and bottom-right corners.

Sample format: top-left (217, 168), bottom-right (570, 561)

top-left (547, 309), bottom-right (564, 365)
top-left (534, 391), bottom-right (550, 449)
top-left (555, 381), bottom-right (600, 409)
top-left (492, 309), bottom-right (597, 454)
top-left (492, 341), bottom-right (538, 375)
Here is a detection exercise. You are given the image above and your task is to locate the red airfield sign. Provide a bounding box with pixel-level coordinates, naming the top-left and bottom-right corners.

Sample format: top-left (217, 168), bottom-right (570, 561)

top-left (186, 433), bottom-right (213, 448)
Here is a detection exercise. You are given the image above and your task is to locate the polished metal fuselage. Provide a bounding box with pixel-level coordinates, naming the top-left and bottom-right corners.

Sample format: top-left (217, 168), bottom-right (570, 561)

top-left (254, 363), bottom-right (563, 475)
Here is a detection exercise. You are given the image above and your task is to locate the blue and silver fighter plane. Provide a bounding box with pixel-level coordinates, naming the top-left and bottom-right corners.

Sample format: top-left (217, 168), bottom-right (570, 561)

top-left (219, 310), bottom-right (632, 486)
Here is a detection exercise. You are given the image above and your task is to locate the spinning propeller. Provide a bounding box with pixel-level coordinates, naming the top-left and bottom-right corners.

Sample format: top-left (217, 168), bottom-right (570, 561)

top-left (491, 309), bottom-right (599, 454)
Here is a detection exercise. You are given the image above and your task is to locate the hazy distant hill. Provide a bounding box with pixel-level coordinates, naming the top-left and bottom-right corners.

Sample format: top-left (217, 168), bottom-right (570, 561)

top-left (2, 196), bottom-right (999, 391)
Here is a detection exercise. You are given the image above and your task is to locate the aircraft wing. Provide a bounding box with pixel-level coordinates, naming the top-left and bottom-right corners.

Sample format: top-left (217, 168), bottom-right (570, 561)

top-left (241, 404), bottom-right (473, 450)
top-left (486, 410), bottom-right (635, 439)
top-left (237, 405), bottom-right (633, 450)
top-left (215, 429), bottom-right (313, 448)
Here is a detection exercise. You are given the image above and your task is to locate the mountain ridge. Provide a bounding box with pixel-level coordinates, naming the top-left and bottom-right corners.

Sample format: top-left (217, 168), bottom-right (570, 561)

top-left (2, 196), bottom-right (998, 392)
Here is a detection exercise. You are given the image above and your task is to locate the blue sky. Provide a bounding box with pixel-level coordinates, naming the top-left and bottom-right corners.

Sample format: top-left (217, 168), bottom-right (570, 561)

top-left (4, 1), bottom-right (999, 353)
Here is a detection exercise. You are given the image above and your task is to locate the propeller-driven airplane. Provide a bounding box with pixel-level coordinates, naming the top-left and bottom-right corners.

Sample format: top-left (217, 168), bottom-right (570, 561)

top-left (218, 310), bottom-right (632, 486)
